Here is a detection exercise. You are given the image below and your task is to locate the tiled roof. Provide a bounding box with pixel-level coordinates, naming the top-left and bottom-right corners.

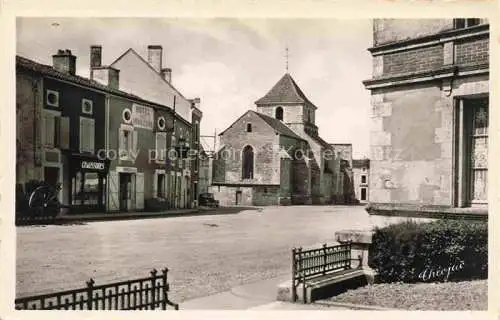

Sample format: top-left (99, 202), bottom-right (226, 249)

top-left (255, 73), bottom-right (317, 108)
top-left (307, 132), bottom-right (333, 150)
top-left (353, 159), bottom-right (370, 168)
top-left (252, 111), bottom-right (305, 141)
top-left (16, 55), bottom-right (142, 100)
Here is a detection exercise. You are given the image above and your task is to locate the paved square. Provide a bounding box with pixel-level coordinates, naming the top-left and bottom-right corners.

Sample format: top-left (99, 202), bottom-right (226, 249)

top-left (16, 205), bottom-right (371, 303)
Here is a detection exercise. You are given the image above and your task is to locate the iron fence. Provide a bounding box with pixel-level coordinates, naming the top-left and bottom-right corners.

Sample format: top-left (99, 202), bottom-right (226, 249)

top-left (15, 269), bottom-right (179, 310)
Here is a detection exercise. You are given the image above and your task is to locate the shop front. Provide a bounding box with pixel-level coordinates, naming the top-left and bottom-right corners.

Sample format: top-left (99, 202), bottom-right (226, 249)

top-left (67, 153), bottom-right (110, 213)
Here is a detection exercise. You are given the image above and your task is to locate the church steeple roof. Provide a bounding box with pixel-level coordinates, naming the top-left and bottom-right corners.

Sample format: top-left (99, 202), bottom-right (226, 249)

top-left (255, 73), bottom-right (317, 109)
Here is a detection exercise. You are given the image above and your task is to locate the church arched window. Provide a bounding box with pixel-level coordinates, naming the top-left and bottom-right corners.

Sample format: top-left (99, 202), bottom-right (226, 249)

top-left (275, 107), bottom-right (283, 121)
top-left (242, 145), bottom-right (254, 179)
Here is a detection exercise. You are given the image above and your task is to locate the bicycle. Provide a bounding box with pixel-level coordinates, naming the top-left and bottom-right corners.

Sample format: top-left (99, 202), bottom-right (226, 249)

top-left (28, 185), bottom-right (61, 217)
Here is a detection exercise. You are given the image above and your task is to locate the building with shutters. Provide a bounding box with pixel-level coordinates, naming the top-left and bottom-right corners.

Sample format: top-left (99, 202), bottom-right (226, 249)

top-left (92, 45), bottom-right (202, 211)
top-left (17, 52), bottom-right (109, 213)
top-left (352, 159), bottom-right (370, 203)
top-left (16, 46), bottom-right (202, 214)
top-left (362, 19), bottom-right (489, 218)
top-left (209, 73), bottom-right (346, 206)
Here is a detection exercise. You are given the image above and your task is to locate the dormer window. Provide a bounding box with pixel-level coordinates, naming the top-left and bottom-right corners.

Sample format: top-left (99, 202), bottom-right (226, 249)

top-left (454, 18), bottom-right (480, 29)
top-left (275, 107), bottom-right (283, 121)
top-left (246, 123), bottom-right (252, 132)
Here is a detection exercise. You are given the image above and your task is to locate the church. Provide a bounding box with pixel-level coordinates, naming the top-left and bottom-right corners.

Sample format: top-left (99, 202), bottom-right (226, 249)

top-left (209, 72), bottom-right (349, 206)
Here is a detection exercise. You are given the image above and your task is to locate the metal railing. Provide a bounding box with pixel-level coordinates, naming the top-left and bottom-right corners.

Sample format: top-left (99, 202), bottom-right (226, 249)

top-left (15, 269), bottom-right (179, 310)
top-left (291, 243), bottom-right (357, 303)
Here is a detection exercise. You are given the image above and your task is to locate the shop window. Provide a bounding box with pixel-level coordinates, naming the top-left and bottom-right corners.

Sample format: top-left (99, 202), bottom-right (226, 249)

top-left (72, 171), bottom-right (100, 206)
top-left (454, 18), bottom-right (480, 29)
top-left (79, 117), bottom-right (95, 153)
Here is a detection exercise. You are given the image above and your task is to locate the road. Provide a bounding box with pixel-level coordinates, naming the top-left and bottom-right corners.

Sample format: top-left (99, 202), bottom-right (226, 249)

top-left (16, 205), bottom-right (372, 303)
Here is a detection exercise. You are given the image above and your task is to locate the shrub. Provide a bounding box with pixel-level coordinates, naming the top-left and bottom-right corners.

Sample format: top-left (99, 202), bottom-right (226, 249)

top-left (369, 219), bottom-right (487, 283)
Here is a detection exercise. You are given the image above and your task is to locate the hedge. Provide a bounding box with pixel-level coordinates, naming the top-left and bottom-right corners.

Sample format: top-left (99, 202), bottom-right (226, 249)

top-left (369, 219), bottom-right (487, 283)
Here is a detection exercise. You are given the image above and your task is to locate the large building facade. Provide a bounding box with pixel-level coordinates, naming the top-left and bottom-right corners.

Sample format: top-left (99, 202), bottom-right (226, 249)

top-left (210, 73), bottom-right (344, 206)
top-left (363, 19), bottom-right (489, 217)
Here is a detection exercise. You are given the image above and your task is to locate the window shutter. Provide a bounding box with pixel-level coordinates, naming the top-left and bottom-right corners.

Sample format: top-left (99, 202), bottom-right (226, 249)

top-left (132, 130), bottom-right (138, 155)
top-left (79, 118), bottom-right (86, 152)
top-left (119, 129), bottom-right (126, 152)
top-left (89, 119), bottom-right (95, 153)
top-left (45, 114), bottom-right (55, 147)
top-left (60, 116), bottom-right (70, 149)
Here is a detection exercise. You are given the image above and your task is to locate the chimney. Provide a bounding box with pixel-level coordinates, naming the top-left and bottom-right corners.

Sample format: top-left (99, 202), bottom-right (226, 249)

top-left (89, 45), bottom-right (120, 90)
top-left (191, 97), bottom-right (201, 109)
top-left (91, 66), bottom-right (120, 90)
top-left (147, 45), bottom-right (163, 73)
top-left (90, 45), bottom-right (102, 68)
top-left (161, 68), bottom-right (172, 83)
top-left (52, 49), bottom-right (76, 75)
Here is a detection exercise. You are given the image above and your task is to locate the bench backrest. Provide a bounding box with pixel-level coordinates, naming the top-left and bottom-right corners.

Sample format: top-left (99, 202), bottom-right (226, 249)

top-left (292, 243), bottom-right (352, 283)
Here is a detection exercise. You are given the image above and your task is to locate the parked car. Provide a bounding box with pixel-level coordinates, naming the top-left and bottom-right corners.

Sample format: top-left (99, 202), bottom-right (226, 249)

top-left (198, 193), bottom-right (220, 208)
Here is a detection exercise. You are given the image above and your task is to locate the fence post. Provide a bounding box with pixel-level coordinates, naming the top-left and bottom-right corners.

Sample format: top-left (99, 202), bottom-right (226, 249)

top-left (322, 243), bottom-right (327, 275)
top-left (291, 248), bottom-right (296, 302)
top-left (150, 269), bottom-right (157, 309)
top-left (161, 268), bottom-right (168, 310)
top-left (86, 278), bottom-right (95, 310)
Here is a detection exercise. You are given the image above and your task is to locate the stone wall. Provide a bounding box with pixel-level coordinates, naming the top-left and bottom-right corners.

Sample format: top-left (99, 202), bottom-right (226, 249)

top-left (373, 19), bottom-right (454, 46)
top-left (16, 72), bottom-right (43, 184)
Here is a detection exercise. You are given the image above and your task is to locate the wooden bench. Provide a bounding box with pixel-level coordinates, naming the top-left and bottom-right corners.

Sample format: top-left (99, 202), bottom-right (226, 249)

top-left (284, 243), bottom-right (366, 303)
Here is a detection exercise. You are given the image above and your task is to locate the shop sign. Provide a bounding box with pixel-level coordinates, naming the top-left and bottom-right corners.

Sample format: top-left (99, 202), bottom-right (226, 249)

top-left (81, 161), bottom-right (105, 170)
top-left (132, 104), bottom-right (154, 130)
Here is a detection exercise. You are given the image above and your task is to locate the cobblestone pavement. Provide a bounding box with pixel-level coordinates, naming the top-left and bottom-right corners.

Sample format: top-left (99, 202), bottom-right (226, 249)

top-left (16, 205), bottom-right (371, 303)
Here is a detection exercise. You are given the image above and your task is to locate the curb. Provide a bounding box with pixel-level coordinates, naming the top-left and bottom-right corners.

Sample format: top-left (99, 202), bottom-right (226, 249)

top-left (313, 300), bottom-right (401, 311)
top-left (55, 209), bottom-right (222, 223)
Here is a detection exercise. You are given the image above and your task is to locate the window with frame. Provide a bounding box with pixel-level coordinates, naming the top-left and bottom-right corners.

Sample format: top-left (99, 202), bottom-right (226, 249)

top-left (242, 145), bottom-right (254, 179)
top-left (43, 111), bottom-right (61, 148)
top-left (454, 18), bottom-right (481, 29)
top-left (155, 132), bottom-right (167, 162)
top-left (119, 127), bottom-right (135, 160)
top-left (82, 99), bottom-right (93, 115)
top-left (275, 107), bottom-right (283, 121)
top-left (456, 97), bottom-right (488, 207)
top-left (361, 175), bottom-right (367, 184)
top-left (46, 90), bottom-right (59, 107)
top-left (79, 117), bottom-right (95, 153)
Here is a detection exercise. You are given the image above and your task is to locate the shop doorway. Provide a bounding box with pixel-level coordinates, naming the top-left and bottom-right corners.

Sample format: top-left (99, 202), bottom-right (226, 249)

top-left (119, 173), bottom-right (132, 211)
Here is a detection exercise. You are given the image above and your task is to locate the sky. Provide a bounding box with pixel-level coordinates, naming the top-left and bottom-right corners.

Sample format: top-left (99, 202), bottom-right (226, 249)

top-left (17, 18), bottom-right (373, 158)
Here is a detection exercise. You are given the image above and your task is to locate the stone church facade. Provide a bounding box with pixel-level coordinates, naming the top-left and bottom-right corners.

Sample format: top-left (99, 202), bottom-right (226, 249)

top-left (209, 73), bottom-right (343, 206)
